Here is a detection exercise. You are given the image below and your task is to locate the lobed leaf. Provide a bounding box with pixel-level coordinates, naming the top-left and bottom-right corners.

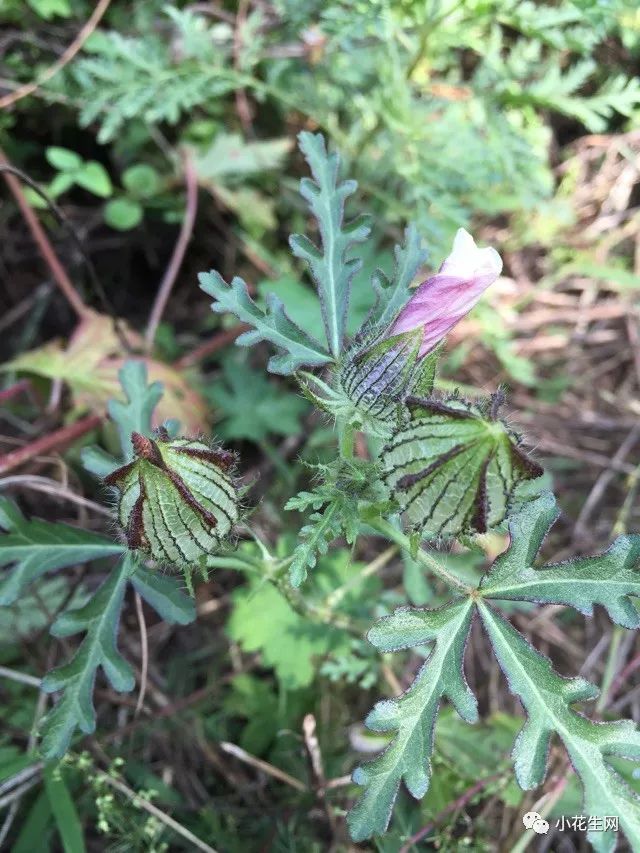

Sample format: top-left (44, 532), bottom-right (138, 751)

top-left (479, 602), bottom-right (640, 853)
top-left (0, 497), bottom-right (124, 606)
top-left (289, 500), bottom-right (345, 588)
top-left (130, 566), bottom-right (196, 625)
top-left (382, 396), bottom-right (543, 539)
top-left (208, 355), bottom-right (308, 441)
top-left (348, 598), bottom-right (477, 841)
top-left (107, 360), bottom-right (163, 460)
top-left (81, 359), bottom-right (165, 477)
top-left (289, 132), bottom-right (372, 357)
top-left (227, 580), bottom-right (347, 689)
top-left (39, 554), bottom-right (197, 759)
top-left (480, 492), bottom-right (640, 628)
top-left (199, 270), bottom-right (332, 375)
top-left (40, 556), bottom-right (136, 759)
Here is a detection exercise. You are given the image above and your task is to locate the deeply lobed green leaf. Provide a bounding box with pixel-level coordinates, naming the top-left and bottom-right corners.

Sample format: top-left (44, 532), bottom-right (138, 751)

top-left (0, 497), bottom-right (124, 606)
top-left (480, 492), bottom-right (640, 628)
top-left (199, 270), bottom-right (332, 375)
top-left (348, 599), bottom-right (477, 841)
top-left (81, 360), bottom-right (163, 477)
top-left (40, 556), bottom-right (136, 759)
top-left (107, 360), bottom-right (164, 460)
top-left (479, 602), bottom-right (640, 853)
top-left (39, 554), bottom-right (196, 759)
top-left (289, 131), bottom-right (372, 357)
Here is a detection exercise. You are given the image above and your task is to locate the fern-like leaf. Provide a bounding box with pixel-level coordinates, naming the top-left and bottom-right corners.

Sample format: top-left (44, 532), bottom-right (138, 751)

top-left (348, 599), bottom-right (477, 841)
top-left (288, 499), bottom-right (346, 588)
top-left (480, 492), bottom-right (640, 628)
top-left (479, 602), bottom-right (640, 853)
top-left (289, 132), bottom-right (372, 357)
top-left (199, 271), bottom-right (332, 375)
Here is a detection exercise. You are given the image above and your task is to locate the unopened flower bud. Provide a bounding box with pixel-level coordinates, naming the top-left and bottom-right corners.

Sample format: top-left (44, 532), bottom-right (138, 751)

top-left (104, 431), bottom-right (239, 587)
top-left (389, 228), bottom-right (502, 357)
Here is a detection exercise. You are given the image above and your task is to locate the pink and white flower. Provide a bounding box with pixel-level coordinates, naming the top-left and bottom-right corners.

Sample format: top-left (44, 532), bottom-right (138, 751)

top-left (389, 228), bottom-right (502, 357)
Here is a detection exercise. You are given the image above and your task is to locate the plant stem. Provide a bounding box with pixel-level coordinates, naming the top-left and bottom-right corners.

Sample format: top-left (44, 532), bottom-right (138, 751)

top-left (368, 517), bottom-right (471, 594)
top-left (326, 545), bottom-right (398, 610)
top-left (145, 148), bottom-right (198, 351)
top-left (269, 559), bottom-right (362, 637)
top-left (338, 419), bottom-right (355, 459)
top-left (596, 624), bottom-right (624, 714)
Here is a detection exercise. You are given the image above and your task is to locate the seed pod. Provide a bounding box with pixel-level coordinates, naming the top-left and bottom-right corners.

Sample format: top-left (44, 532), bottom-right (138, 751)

top-left (339, 330), bottom-right (418, 426)
top-left (382, 394), bottom-right (543, 539)
top-left (105, 431), bottom-right (239, 586)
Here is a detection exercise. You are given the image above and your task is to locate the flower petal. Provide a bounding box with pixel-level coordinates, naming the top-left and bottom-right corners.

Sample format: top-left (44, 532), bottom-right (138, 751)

top-left (390, 228), bottom-right (502, 357)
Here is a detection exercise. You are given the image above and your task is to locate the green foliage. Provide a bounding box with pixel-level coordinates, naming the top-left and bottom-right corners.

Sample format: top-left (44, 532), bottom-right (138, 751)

top-left (369, 225), bottom-right (428, 330)
top-left (24, 147), bottom-right (112, 208)
top-left (4, 3), bottom-right (640, 847)
top-left (479, 493), bottom-right (640, 628)
top-left (225, 674), bottom-right (309, 756)
top-left (107, 360), bottom-right (164, 461)
top-left (289, 132), bottom-right (372, 357)
top-left (129, 566), bottom-right (199, 626)
top-left (194, 134), bottom-right (293, 233)
top-left (207, 355), bottom-right (308, 441)
top-left (0, 361), bottom-right (200, 760)
top-left (285, 457), bottom-right (387, 586)
top-left (103, 197), bottom-right (143, 231)
top-left (480, 603), bottom-right (640, 853)
top-left (287, 497), bottom-right (350, 588)
top-left (0, 497), bottom-right (124, 606)
top-left (382, 395), bottom-right (543, 539)
top-left (194, 134), bottom-right (292, 182)
top-left (26, 0), bottom-right (71, 19)
top-left (57, 9), bottom-right (238, 143)
top-left (39, 552), bottom-right (196, 760)
top-left (227, 579), bottom-right (347, 689)
top-left (103, 163), bottom-right (163, 231)
top-left (349, 493), bottom-right (640, 847)
top-left (43, 764), bottom-right (86, 853)
top-left (199, 271), bottom-right (332, 375)
top-left (40, 556), bottom-right (136, 759)
top-left (348, 599), bottom-right (477, 841)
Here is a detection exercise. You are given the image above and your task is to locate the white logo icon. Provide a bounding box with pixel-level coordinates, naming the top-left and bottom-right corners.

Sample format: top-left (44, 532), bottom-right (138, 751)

top-left (522, 812), bottom-right (549, 834)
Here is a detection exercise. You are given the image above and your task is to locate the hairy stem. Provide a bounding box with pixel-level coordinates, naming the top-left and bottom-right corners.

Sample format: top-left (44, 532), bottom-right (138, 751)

top-left (368, 517), bottom-right (472, 594)
top-left (338, 419), bottom-right (355, 459)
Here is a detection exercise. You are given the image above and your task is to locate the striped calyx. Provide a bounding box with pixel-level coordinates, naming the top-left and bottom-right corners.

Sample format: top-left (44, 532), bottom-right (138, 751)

top-left (104, 431), bottom-right (238, 588)
top-left (382, 394), bottom-right (543, 539)
top-left (298, 327), bottom-right (437, 438)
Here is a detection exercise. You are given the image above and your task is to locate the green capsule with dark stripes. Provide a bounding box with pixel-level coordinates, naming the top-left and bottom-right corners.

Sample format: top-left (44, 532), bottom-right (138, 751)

top-left (104, 430), bottom-right (239, 590)
top-left (382, 394), bottom-right (544, 539)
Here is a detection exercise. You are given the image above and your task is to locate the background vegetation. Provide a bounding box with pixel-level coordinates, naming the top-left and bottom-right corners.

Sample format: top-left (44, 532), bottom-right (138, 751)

top-left (1, 0), bottom-right (640, 850)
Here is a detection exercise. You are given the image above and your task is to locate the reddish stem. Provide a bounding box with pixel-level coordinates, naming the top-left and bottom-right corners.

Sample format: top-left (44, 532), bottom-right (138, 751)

top-left (145, 149), bottom-right (198, 351)
top-left (0, 414), bottom-right (102, 475)
top-left (0, 149), bottom-right (88, 319)
top-left (175, 325), bottom-right (249, 369)
top-left (610, 652), bottom-right (640, 700)
top-left (398, 773), bottom-right (502, 853)
top-left (0, 380), bottom-right (31, 405)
